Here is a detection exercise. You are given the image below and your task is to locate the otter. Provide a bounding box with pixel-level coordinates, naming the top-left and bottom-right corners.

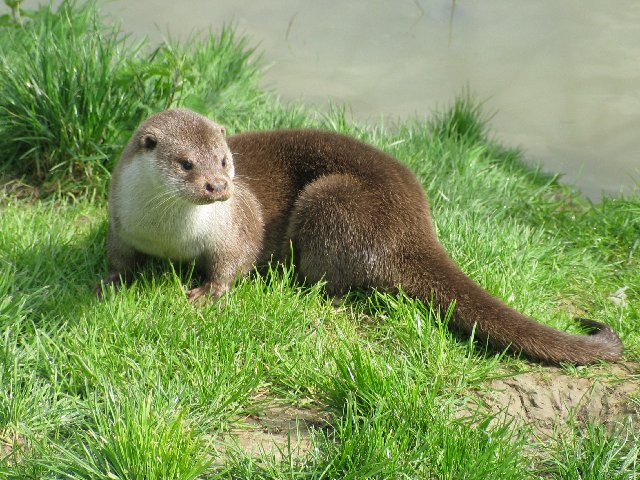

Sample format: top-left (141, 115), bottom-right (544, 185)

top-left (98, 108), bottom-right (623, 365)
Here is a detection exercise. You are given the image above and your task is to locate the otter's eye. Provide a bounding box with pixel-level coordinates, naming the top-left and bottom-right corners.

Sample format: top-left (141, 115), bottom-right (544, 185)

top-left (180, 159), bottom-right (193, 171)
top-left (221, 157), bottom-right (227, 168)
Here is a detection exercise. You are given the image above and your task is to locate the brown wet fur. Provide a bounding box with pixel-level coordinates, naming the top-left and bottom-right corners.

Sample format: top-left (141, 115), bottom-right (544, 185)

top-left (101, 109), bottom-right (623, 365)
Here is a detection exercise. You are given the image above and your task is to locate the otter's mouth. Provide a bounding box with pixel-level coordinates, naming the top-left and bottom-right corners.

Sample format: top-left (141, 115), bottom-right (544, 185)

top-left (189, 193), bottom-right (232, 205)
top-left (188, 186), bottom-right (233, 205)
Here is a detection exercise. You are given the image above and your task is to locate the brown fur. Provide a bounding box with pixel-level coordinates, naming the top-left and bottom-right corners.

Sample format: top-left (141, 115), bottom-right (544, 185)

top-left (99, 109), bottom-right (623, 365)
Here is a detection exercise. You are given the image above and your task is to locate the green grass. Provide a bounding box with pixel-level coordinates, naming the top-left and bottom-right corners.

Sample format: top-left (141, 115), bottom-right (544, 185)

top-left (43, 393), bottom-right (210, 480)
top-left (0, 1), bottom-right (272, 196)
top-left (1, 1), bottom-right (639, 478)
top-left (540, 422), bottom-right (639, 479)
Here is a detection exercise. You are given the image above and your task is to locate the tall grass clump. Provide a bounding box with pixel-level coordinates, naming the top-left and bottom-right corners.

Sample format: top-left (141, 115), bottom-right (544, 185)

top-left (0, 1), bottom-right (265, 195)
top-left (540, 422), bottom-right (639, 479)
top-left (0, 1), bottom-right (144, 186)
top-left (429, 92), bottom-right (489, 146)
top-left (45, 393), bottom-right (211, 480)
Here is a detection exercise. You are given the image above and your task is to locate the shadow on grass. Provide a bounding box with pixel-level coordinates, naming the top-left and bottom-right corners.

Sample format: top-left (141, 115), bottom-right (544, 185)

top-left (5, 219), bottom-right (108, 325)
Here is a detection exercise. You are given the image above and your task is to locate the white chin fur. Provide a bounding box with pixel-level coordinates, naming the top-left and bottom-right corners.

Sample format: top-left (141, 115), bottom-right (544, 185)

top-left (114, 153), bottom-right (232, 261)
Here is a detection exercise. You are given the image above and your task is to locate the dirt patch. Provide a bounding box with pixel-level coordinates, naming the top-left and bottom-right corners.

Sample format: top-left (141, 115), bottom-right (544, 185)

top-left (0, 178), bottom-right (40, 205)
top-left (219, 365), bottom-right (639, 461)
top-left (467, 363), bottom-right (639, 436)
top-left (0, 431), bottom-right (27, 465)
top-left (222, 404), bottom-right (329, 461)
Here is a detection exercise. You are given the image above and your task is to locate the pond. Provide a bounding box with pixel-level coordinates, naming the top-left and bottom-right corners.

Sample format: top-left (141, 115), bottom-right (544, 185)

top-left (7, 0), bottom-right (640, 199)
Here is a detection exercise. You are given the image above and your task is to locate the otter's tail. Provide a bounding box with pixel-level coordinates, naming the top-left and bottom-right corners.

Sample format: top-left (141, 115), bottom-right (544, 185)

top-left (409, 249), bottom-right (622, 365)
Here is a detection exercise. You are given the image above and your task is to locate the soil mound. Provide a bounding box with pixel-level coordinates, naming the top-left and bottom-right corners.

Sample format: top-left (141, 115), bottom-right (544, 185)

top-left (223, 405), bottom-right (328, 460)
top-left (470, 363), bottom-right (639, 436)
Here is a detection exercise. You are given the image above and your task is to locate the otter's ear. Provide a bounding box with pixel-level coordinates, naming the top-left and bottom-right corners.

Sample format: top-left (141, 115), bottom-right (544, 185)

top-left (220, 126), bottom-right (226, 137)
top-left (140, 133), bottom-right (157, 150)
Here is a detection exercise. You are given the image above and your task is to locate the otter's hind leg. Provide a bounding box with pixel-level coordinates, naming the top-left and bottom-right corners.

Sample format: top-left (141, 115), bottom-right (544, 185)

top-left (285, 174), bottom-right (399, 295)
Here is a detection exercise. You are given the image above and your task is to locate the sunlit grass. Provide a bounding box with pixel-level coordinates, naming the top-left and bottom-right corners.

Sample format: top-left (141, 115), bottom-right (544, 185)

top-left (0, 1), bottom-right (266, 196)
top-left (539, 422), bottom-right (639, 479)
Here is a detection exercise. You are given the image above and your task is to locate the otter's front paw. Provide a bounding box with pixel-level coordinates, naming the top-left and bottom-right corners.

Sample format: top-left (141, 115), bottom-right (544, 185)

top-left (187, 280), bottom-right (230, 303)
top-left (94, 272), bottom-right (125, 299)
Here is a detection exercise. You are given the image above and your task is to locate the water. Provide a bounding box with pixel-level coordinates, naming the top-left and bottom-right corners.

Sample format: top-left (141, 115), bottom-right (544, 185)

top-left (6, 0), bottom-right (640, 198)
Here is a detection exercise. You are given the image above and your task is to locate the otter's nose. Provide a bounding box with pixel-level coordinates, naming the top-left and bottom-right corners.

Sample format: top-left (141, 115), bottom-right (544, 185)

top-left (205, 179), bottom-right (228, 194)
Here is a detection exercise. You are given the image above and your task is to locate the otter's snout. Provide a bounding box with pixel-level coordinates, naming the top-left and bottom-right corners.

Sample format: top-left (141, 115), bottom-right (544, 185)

top-left (204, 178), bottom-right (231, 201)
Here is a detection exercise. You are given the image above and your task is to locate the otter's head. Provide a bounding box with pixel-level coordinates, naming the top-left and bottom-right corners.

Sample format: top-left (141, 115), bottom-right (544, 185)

top-left (130, 109), bottom-right (234, 205)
